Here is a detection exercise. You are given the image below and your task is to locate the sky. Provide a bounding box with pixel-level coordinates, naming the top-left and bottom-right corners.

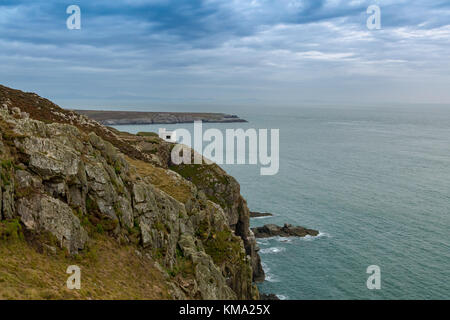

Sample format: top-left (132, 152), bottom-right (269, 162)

top-left (0, 0), bottom-right (450, 110)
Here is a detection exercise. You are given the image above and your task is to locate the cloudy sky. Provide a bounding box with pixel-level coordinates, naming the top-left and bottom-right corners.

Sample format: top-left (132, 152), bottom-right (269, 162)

top-left (0, 0), bottom-right (449, 109)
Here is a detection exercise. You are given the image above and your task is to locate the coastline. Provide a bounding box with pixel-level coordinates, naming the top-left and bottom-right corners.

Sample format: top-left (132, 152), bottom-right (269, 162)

top-left (73, 110), bottom-right (247, 125)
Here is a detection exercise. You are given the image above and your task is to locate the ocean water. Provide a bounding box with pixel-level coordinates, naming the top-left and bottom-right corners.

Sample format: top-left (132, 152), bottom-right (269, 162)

top-left (112, 104), bottom-right (450, 300)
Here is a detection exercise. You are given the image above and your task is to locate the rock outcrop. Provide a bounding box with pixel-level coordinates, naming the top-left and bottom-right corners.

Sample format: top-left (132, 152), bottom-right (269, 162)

top-left (169, 162), bottom-right (265, 283)
top-left (250, 212), bottom-right (273, 218)
top-left (260, 293), bottom-right (280, 300)
top-left (252, 224), bottom-right (319, 238)
top-left (17, 194), bottom-right (89, 254)
top-left (0, 84), bottom-right (261, 300)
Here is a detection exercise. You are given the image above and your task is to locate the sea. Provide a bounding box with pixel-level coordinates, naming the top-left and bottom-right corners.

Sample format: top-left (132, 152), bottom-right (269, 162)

top-left (110, 104), bottom-right (450, 300)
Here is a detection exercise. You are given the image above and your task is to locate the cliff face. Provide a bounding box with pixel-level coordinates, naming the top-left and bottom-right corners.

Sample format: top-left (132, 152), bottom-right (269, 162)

top-left (0, 85), bottom-right (261, 299)
top-left (169, 164), bottom-right (265, 282)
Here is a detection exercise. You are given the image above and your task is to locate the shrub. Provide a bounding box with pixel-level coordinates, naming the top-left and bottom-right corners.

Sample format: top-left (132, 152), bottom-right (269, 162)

top-left (96, 224), bottom-right (104, 234)
top-left (114, 162), bottom-right (122, 175)
top-left (0, 159), bottom-right (13, 186)
top-left (169, 247), bottom-right (195, 278)
top-left (0, 219), bottom-right (24, 241)
top-left (0, 159), bottom-right (13, 169)
top-left (85, 196), bottom-right (99, 214)
top-left (204, 230), bottom-right (241, 265)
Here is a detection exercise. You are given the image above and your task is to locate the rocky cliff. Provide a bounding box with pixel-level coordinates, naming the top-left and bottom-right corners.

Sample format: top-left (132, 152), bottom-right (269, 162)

top-left (0, 85), bottom-right (262, 300)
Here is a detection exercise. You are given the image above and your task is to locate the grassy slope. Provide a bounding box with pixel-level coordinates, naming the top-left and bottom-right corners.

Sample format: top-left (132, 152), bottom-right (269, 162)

top-left (0, 236), bottom-right (170, 300)
top-left (126, 156), bottom-right (193, 204)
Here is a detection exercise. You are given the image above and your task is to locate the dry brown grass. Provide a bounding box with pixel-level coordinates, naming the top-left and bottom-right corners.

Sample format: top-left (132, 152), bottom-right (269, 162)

top-left (0, 237), bottom-right (170, 300)
top-left (126, 156), bottom-right (192, 204)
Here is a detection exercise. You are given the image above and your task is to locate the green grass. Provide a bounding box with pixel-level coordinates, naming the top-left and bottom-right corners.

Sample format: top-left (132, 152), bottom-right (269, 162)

top-left (95, 224), bottom-right (104, 234)
top-left (114, 162), bottom-right (122, 175)
top-left (169, 163), bottom-right (232, 208)
top-left (1, 159), bottom-right (13, 169)
top-left (203, 230), bottom-right (243, 265)
top-left (136, 132), bottom-right (159, 138)
top-left (0, 219), bottom-right (24, 242)
top-left (167, 245), bottom-right (195, 278)
top-left (0, 159), bottom-right (13, 186)
top-left (85, 196), bottom-right (98, 214)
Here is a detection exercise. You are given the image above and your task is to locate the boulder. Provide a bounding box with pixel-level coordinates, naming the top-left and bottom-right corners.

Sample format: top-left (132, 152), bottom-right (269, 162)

top-left (15, 136), bottom-right (80, 180)
top-left (251, 223), bottom-right (319, 238)
top-left (17, 194), bottom-right (88, 254)
top-left (250, 211), bottom-right (273, 218)
top-left (260, 293), bottom-right (280, 300)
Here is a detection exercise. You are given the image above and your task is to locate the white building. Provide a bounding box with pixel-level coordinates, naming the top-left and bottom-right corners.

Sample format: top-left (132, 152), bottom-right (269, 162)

top-left (159, 128), bottom-right (177, 142)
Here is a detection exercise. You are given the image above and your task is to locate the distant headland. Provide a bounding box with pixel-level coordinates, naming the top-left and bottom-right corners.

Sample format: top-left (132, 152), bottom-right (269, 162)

top-left (73, 110), bottom-right (247, 125)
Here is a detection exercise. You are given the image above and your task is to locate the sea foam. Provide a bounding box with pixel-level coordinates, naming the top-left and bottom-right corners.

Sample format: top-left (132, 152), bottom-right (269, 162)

top-left (260, 247), bottom-right (286, 254)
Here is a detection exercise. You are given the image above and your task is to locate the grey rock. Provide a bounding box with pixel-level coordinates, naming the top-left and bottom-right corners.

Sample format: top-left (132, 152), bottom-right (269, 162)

top-left (15, 169), bottom-right (42, 190)
top-left (260, 293), bottom-right (280, 300)
top-left (250, 211), bottom-right (273, 218)
top-left (85, 160), bottom-right (118, 220)
top-left (2, 179), bottom-right (15, 220)
top-left (251, 223), bottom-right (319, 238)
top-left (17, 194), bottom-right (88, 254)
top-left (117, 195), bottom-right (133, 229)
top-left (178, 234), bottom-right (237, 300)
top-left (16, 136), bottom-right (80, 180)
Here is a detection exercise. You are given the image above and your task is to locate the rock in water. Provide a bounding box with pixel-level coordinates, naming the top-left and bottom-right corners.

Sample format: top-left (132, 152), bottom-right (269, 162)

top-left (251, 223), bottom-right (319, 238)
top-left (260, 293), bottom-right (280, 300)
top-left (250, 212), bottom-right (273, 218)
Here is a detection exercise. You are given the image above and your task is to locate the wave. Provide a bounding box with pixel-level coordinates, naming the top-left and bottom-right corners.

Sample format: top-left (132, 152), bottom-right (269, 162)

top-left (257, 232), bottom-right (330, 243)
top-left (260, 247), bottom-right (286, 254)
top-left (264, 273), bottom-right (280, 283)
top-left (257, 236), bottom-right (293, 243)
top-left (275, 237), bottom-right (293, 243)
top-left (258, 233), bottom-right (331, 287)
top-left (261, 262), bottom-right (280, 283)
top-left (300, 231), bottom-right (330, 241)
